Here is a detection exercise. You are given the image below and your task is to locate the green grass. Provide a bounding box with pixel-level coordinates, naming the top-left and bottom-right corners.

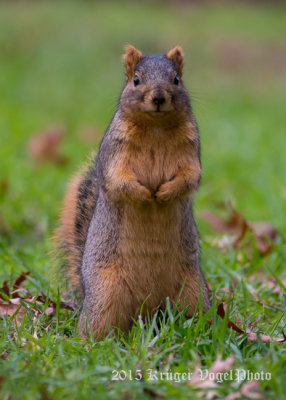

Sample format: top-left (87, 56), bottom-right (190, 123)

top-left (0, 1), bottom-right (286, 399)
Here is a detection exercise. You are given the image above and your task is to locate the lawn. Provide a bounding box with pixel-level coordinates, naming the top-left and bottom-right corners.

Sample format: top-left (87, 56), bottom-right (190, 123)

top-left (0, 1), bottom-right (286, 399)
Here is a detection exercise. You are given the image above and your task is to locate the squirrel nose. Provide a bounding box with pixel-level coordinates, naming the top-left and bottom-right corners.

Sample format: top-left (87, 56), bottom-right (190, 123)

top-left (152, 96), bottom-right (166, 106)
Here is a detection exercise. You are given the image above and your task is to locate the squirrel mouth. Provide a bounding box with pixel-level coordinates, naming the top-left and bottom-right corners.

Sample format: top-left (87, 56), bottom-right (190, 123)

top-left (145, 103), bottom-right (172, 114)
top-left (147, 110), bottom-right (168, 115)
top-left (155, 104), bottom-right (166, 112)
top-left (148, 108), bottom-right (168, 114)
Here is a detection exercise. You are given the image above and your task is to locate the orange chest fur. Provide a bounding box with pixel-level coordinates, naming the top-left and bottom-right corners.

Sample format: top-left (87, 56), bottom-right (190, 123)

top-left (121, 132), bottom-right (195, 192)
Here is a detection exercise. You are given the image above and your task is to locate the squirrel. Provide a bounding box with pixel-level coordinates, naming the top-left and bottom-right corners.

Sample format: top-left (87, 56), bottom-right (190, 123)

top-left (57, 45), bottom-right (211, 339)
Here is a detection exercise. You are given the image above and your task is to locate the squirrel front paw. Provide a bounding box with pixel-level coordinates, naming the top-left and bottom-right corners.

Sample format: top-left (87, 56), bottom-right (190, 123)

top-left (155, 181), bottom-right (176, 203)
top-left (121, 180), bottom-right (152, 203)
top-left (107, 173), bottom-right (153, 203)
top-left (135, 183), bottom-right (153, 202)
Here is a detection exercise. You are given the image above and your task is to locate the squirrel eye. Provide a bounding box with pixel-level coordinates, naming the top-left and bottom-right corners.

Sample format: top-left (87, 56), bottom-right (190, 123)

top-left (174, 75), bottom-right (179, 85)
top-left (133, 75), bottom-right (140, 86)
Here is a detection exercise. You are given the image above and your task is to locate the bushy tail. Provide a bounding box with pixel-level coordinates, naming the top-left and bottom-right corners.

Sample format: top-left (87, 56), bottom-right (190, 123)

top-left (56, 159), bottom-right (98, 291)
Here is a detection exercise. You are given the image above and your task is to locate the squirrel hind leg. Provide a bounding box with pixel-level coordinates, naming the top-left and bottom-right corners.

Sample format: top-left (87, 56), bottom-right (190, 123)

top-left (174, 271), bottom-right (211, 316)
top-left (78, 263), bottom-right (135, 339)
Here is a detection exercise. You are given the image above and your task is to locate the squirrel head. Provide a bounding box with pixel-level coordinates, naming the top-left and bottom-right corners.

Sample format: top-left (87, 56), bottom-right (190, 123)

top-left (120, 45), bottom-right (191, 125)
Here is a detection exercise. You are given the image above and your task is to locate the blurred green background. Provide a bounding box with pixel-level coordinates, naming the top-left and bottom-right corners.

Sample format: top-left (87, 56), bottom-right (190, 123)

top-left (0, 2), bottom-right (286, 399)
top-left (0, 0), bottom-right (285, 259)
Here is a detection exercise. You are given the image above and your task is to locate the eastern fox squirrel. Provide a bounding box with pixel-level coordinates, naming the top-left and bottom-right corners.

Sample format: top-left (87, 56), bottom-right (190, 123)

top-left (57, 45), bottom-right (211, 339)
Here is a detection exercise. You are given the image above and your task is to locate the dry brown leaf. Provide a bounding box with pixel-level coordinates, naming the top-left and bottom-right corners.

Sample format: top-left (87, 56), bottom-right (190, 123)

top-left (0, 280), bottom-right (10, 300)
top-left (247, 272), bottom-right (285, 296)
top-left (222, 392), bottom-right (242, 400)
top-left (208, 303), bottom-right (285, 344)
top-left (13, 272), bottom-right (30, 294)
top-left (266, 277), bottom-right (286, 295)
top-left (188, 356), bottom-right (235, 399)
top-left (216, 303), bottom-right (244, 334)
top-left (28, 126), bottom-right (68, 166)
top-left (202, 210), bottom-right (236, 234)
top-left (209, 356), bottom-right (235, 374)
top-left (223, 380), bottom-right (263, 400)
top-left (252, 222), bottom-right (278, 241)
top-left (202, 208), bottom-right (278, 258)
top-left (0, 272), bottom-right (77, 325)
top-left (240, 380), bottom-right (263, 399)
top-left (246, 329), bottom-right (286, 343)
top-left (0, 301), bottom-right (27, 324)
top-left (188, 357), bottom-right (264, 400)
top-left (0, 350), bottom-right (8, 360)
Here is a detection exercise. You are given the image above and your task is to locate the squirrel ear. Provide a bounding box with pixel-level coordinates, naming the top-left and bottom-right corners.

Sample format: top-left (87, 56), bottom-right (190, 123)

top-left (123, 45), bottom-right (143, 79)
top-left (167, 46), bottom-right (184, 77)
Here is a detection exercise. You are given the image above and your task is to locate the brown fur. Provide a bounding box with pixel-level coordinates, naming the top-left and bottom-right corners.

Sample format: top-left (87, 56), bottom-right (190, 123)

top-left (123, 45), bottom-right (143, 80)
top-left (57, 174), bottom-right (82, 289)
top-left (167, 46), bottom-right (184, 77)
top-left (56, 159), bottom-right (98, 290)
top-left (57, 46), bottom-right (211, 339)
top-left (106, 119), bottom-right (200, 201)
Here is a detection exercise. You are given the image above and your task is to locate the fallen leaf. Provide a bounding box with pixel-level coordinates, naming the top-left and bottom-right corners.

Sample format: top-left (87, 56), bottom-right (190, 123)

top-left (209, 356), bottom-right (235, 374)
top-left (246, 329), bottom-right (286, 343)
top-left (209, 303), bottom-right (285, 344)
top-left (188, 356), bottom-right (264, 400)
top-left (223, 380), bottom-right (263, 400)
top-left (28, 126), bottom-right (68, 166)
top-left (13, 272), bottom-right (30, 293)
top-left (252, 222), bottom-right (278, 241)
top-left (202, 208), bottom-right (278, 258)
top-left (267, 278), bottom-right (286, 295)
top-left (0, 302), bottom-right (27, 323)
top-left (202, 210), bottom-right (237, 234)
top-left (0, 350), bottom-right (8, 360)
top-left (240, 380), bottom-right (264, 399)
top-left (36, 291), bottom-right (77, 313)
top-left (188, 356), bottom-right (235, 399)
top-left (222, 392), bottom-right (242, 400)
top-left (246, 272), bottom-right (286, 296)
top-left (217, 303), bottom-right (244, 334)
top-left (0, 272), bottom-right (77, 325)
top-left (0, 280), bottom-right (10, 299)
